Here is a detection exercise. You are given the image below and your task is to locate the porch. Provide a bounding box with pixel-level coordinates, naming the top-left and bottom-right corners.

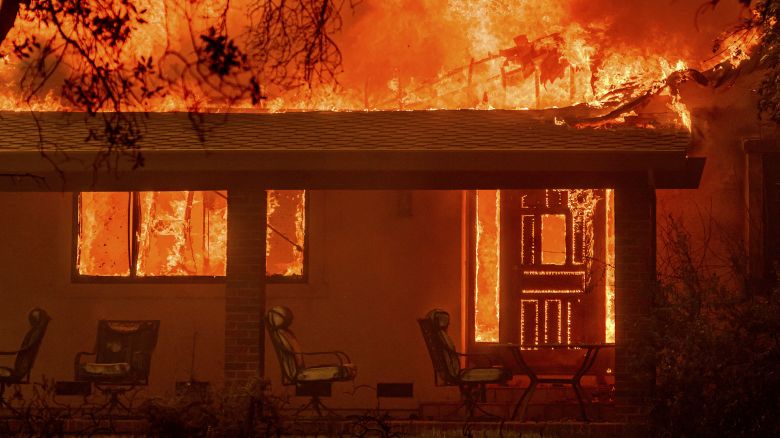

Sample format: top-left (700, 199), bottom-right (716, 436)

top-left (0, 110), bottom-right (700, 433)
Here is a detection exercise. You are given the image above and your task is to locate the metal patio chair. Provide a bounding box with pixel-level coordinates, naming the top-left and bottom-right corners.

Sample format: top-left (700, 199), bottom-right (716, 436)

top-left (265, 306), bottom-right (357, 417)
top-left (418, 308), bottom-right (512, 418)
top-left (0, 308), bottom-right (50, 410)
top-left (75, 320), bottom-right (160, 415)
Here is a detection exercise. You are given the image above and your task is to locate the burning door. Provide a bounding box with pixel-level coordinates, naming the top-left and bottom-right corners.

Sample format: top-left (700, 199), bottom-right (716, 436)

top-left (501, 189), bottom-right (607, 346)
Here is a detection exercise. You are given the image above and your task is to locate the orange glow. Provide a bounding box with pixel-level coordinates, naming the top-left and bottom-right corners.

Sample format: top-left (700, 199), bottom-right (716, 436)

top-left (544, 299), bottom-right (562, 344)
top-left (0, 0), bottom-right (759, 130)
top-left (474, 189), bottom-right (614, 343)
top-left (605, 189), bottom-right (616, 343)
top-left (136, 191), bottom-right (227, 276)
top-left (524, 290), bottom-right (582, 295)
top-left (77, 192), bottom-right (131, 276)
top-left (567, 301), bottom-right (572, 344)
top-left (77, 190), bottom-right (305, 278)
top-left (521, 299), bottom-right (539, 347)
top-left (541, 214), bottom-right (566, 265)
top-left (267, 190), bottom-right (306, 277)
top-left (474, 190), bottom-right (500, 343)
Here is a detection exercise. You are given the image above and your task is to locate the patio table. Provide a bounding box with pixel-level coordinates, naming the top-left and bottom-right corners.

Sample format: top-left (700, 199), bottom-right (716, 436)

top-left (488, 343), bottom-right (615, 422)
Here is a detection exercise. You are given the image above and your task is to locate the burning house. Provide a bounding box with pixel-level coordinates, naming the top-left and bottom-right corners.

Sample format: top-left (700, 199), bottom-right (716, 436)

top-left (0, 0), bottom-right (775, 434)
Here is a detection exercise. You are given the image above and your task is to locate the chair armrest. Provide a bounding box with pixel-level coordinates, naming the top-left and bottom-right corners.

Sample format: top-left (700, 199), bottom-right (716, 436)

top-left (74, 351), bottom-right (96, 375)
top-left (297, 350), bottom-right (352, 366)
top-left (456, 351), bottom-right (500, 367)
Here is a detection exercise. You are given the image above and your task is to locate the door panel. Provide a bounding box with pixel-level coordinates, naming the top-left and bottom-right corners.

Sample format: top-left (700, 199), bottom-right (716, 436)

top-left (502, 189), bottom-right (607, 348)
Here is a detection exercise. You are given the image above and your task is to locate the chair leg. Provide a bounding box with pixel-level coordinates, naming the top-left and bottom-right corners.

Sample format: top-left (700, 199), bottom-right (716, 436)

top-left (511, 379), bottom-right (537, 421)
top-left (293, 395), bottom-right (340, 418)
top-left (572, 381), bottom-right (590, 422)
top-left (90, 386), bottom-right (136, 418)
top-left (459, 384), bottom-right (502, 420)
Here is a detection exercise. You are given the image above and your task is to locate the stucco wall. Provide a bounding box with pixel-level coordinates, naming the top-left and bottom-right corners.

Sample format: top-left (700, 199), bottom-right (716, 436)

top-left (657, 70), bottom-right (766, 264)
top-left (0, 190), bottom-right (464, 409)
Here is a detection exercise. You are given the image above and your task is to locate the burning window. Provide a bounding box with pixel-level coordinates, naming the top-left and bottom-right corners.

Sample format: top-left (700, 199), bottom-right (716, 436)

top-left (540, 214), bottom-right (566, 265)
top-left (472, 189), bottom-right (615, 345)
top-left (76, 190), bottom-right (306, 279)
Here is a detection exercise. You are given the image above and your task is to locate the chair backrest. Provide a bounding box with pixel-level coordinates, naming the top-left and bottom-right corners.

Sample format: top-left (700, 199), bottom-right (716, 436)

top-left (265, 306), bottom-right (304, 386)
top-left (417, 309), bottom-right (461, 386)
top-left (12, 308), bottom-right (51, 381)
top-left (94, 320), bottom-right (160, 385)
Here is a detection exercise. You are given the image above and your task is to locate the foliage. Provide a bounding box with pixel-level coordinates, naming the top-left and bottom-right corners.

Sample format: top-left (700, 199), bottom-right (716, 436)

top-left (0, 0), bottom-right (355, 175)
top-left (645, 216), bottom-right (780, 437)
top-left (706, 1), bottom-right (780, 123)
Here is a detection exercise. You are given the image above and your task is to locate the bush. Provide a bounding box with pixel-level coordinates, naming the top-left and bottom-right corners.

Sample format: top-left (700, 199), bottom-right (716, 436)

top-left (646, 217), bottom-right (780, 437)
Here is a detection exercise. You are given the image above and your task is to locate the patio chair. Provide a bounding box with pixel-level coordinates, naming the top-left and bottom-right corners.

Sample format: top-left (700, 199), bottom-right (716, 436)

top-left (265, 306), bottom-right (357, 417)
top-left (75, 320), bottom-right (160, 415)
top-left (0, 308), bottom-right (50, 410)
top-left (418, 308), bottom-right (511, 418)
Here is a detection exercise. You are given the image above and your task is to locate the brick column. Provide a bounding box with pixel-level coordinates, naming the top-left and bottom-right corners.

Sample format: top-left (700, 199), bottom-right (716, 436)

top-left (225, 189), bottom-right (267, 387)
top-left (613, 187), bottom-right (656, 423)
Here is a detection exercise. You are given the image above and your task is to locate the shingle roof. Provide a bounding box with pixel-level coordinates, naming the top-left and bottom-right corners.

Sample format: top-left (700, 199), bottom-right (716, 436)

top-left (0, 110), bottom-right (689, 152)
top-left (0, 110), bottom-right (699, 190)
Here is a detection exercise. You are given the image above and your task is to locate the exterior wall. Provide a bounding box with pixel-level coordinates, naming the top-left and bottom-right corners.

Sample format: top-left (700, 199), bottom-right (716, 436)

top-left (658, 70), bottom-right (766, 269)
top-left (0, 190), bottom-right (463, 409)
top-left (0, 192), bottom-right (226, 396)
top-left (262, 190), bottom-right (463, 409)
top-left (0, 180), bottom-right (743, 417)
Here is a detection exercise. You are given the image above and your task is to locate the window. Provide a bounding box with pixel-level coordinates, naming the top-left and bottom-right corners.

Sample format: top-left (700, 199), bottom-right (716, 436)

top-left (471, 189), bottom-right (615, 346)
top-left (75, 190), bottom-right (307, 281)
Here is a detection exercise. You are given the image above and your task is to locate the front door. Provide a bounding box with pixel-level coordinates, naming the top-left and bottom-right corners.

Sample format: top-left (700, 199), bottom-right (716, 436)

top-left (499, 189), bottom-right (608, 347)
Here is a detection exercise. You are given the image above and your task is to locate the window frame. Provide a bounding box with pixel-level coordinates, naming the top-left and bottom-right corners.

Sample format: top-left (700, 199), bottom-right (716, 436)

top-left (71, 191), bottom-right (309, 284)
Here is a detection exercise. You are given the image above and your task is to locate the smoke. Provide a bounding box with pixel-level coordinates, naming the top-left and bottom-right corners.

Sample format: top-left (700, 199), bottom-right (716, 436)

top-left (564, 0), bottom-right (747, 64)
top-left (333, 0), bottom-right (749, 96)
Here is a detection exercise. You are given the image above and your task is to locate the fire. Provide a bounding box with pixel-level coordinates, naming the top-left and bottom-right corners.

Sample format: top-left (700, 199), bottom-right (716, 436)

top-left (605, 189), bottom-right (615, 343)
top-left (267, 190), bottom-right (306, 277)
top-left (474, 189), bottom-right (615, 343)
top-left (0, 0), bottom-right (758, 128)
top-left (77, 192), bottom-right (131, 276)
top-left (475, 190), bottom-right (500, 343)
top-left (77, 190), bottom-right (305, 278)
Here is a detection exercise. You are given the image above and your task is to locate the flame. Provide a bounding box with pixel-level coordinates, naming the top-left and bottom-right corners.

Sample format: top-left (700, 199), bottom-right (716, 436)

top-left (267, 190), bottom-right (306, 277)
top-left (77, 190), bottom-right (304, 278)
top-left (670, 92), bottom-right (692, 132)
top-left (77, 192), bottom-right (131, 276)
top-left (605, 188), bottom-right (615, 343)
top-left (474, 189), bottom-right (615, 343)
top-left (136, 191), bottom-right (228, 276)
top-left (474, 190), bottom-right (500, 343)
top-left (0, 0), bottom-right (759, 127)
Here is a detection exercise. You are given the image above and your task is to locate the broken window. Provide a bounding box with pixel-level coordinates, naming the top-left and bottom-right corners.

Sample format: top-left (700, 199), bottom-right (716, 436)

top-left (76, 190), bottom-right (306, 280)
top-left (471, 189), bottom-right (615, 346)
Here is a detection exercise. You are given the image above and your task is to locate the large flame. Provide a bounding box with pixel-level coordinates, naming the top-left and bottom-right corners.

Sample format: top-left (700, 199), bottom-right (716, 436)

top-left (475, 189), bottom-right (500, 343)
top-left (0, 0), bottom-right (757, 125)
top-left (77, 190), bottom-right (305, 278)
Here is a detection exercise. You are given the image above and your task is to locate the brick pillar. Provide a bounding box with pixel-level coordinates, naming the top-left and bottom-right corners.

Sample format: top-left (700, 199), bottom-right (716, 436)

top-left (225, 189), bottom-right (267, 387)
top-left (614, 187), bottom-right (656, 424)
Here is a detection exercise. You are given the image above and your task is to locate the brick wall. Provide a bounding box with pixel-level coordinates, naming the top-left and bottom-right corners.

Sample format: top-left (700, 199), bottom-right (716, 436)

top-left (224, 189), bottom-right (267, 388)
top-left (614, 187), bottom-right (656, 424)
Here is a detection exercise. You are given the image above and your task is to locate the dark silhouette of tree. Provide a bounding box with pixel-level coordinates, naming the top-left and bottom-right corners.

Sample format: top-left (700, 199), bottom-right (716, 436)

top-left (0, 0), bottom-right (357, 175)
top-left (706, 1), bottom-right (780, 123)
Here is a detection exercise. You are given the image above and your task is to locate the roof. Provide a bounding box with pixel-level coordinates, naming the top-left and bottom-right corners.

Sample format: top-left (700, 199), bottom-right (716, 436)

top-left (0, 110), bottom-right (700, 190)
